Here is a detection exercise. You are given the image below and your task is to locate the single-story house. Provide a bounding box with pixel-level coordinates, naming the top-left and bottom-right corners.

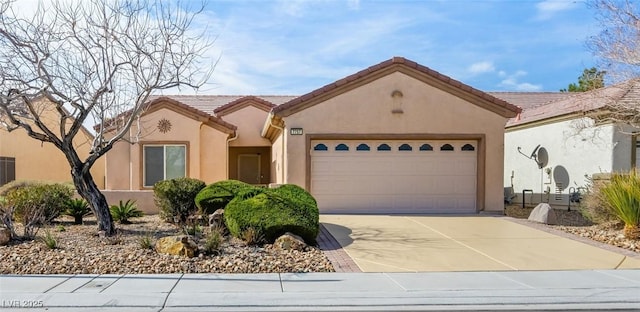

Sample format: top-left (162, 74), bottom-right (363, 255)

top-left (502, 79), bottom-right (640, 207)
top-left (0, 98), bottom-right (105, 188)
top-left (103, 57), bottom-right (521, 214)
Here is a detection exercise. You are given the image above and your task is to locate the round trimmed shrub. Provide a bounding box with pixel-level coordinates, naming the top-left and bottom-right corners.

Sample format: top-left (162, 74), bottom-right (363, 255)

top-left (224, 184), bottom-right (319, 244)
top-left (153, 177), bottom-right (206, 224)
top-left (195, 180), bottom-right (257, 215)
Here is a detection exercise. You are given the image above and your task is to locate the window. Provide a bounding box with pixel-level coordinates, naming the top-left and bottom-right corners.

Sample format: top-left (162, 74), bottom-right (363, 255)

top-left (440, 144), bottom-right (454, 151)
top-left (356, 144), bottom-right (370, 151)
top-left (377, 144), bottom-right (391, 151)
top-left (335, 143), bottom-right (349, 151)
top-left (313, 143), bottom-right (328, 151)
top-left (462, 144), bottom-right (475, 151)
top-left (0, 157), bottom-right (15, 186)
top-left (419, 144), bottom-right (433, 151)
top-left (398, 144), bottom-right (412, 151)
top-left (143, 145), bottom-right (186, 187)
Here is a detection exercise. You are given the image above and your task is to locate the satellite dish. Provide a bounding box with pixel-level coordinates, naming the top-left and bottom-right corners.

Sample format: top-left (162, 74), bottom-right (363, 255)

top-left (530, 144), bottom-right (541, 159)
top-left (535, 147), bottom-right (548, 169)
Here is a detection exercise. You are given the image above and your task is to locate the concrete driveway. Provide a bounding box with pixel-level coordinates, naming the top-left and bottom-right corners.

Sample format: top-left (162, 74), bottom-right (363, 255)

top-left (320, 215), bottom-right (640, 272)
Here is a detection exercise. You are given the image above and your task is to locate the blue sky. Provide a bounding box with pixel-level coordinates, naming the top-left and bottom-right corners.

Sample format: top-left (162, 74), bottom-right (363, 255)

top-left (191, 0), bottom-right (599, 95)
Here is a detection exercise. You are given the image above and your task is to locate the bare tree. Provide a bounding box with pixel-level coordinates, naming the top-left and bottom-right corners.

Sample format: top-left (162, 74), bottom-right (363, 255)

top-left (0, 0), bottom-right (214, 236)
top-left (588, 0), bottom-right (640, 83)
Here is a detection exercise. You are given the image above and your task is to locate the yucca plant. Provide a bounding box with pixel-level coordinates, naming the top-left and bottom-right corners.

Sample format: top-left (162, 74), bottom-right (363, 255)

top-left (110, 200), bottom-right (143, 224)
top-left (600, 172), bottom-right (640, 239)
top-left (64, 198), bottom-right (92, 225)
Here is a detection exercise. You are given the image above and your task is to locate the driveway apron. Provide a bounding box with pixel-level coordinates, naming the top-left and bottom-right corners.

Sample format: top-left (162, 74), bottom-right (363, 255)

top-left (320, 215), bottom-right (640, 272)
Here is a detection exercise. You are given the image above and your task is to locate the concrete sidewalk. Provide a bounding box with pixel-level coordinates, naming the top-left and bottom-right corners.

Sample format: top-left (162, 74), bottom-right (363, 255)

top-left (1, 270), bottom-right (640, 311)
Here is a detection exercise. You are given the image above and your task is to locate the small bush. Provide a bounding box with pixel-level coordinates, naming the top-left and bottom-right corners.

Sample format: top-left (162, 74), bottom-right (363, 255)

top-left (224, 184), bottom-right (319, 244)
top-left (195, 180), bottom-right (256, 215)
top-left (5, 182), bottom-right (73, 224)
top-left (110, 200), bottom-right (143, 224)
top-left (138, 233), bottom-right (154, 250)
top-left (41, 229), bottom-right (58, 249)
top-left (240, 226), bottom-right (264, 245)
top-left (154, 178), bottom-right (206, 224)
top-left (64, 198), bottom-right (92, 225)
top-left (600, 171), bottom-right (640, 239)
top-left (580, 175), bottom-right (618, 223)
top-left (204, 229), bottom-right (224, 255)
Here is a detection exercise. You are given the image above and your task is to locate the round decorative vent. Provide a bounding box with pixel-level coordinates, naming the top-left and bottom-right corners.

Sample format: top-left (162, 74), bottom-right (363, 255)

top-left (158, 118), bottom-right (172, 133)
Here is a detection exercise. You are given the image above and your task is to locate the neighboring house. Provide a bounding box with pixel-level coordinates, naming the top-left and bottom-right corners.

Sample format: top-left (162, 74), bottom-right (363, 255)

top-left (502, 80), bottom-right (640, 207)
top-left (103, 57), bottom-right (520, 214)
top-left (0, 98), bottom-right (105, 188)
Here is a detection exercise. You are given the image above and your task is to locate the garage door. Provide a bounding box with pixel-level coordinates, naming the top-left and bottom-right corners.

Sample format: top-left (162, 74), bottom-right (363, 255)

top-left (310, 140), bottom-right (477, 213)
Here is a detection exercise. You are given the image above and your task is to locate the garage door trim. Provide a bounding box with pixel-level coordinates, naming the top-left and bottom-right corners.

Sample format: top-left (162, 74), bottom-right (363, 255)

top-left (305, 133), bottom-right (486, 212)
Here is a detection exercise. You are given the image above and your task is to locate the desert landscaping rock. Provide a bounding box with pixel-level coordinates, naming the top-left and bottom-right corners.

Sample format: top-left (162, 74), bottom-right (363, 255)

top-left (0, 215), bottom-right (334, 274)
top-left (0, 227), bottom-right (11, 246)
top-left (274, 232), bottom-right (307, 251)
top-left (528, 203), bottom-right (557, 225)
top-left (155, 235), bottom-right (199, 257)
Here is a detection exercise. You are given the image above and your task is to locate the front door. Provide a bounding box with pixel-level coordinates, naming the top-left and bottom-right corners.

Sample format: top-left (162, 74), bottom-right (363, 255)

top-left (238, 154), bottom-right (261, 184)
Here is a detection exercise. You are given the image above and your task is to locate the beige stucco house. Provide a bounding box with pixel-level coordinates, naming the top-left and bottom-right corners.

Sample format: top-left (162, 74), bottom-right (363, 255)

top-left (103, 57), bottom-right (520, 214)
top-left (0, 98), bottom-right (105, 188)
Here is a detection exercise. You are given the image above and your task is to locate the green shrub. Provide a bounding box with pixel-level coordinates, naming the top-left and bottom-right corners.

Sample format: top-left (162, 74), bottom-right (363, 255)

top-left (154, 177), bottom-right (206, 224)
top-left (204, 228), bottom-right (224, 255)
top-left (41, 229), bottom-right (58, 249)
top-left (580, 175), bottom-right (618, 223)
top-left (64, 198), bottom-right (92, 225)
top-left (600, 171), bottom-right (640, 239)
top-left (138, 232), bottom-right (154, 250)
top-left (4, 182), bottom-right (73, 224)
top-left (195, 180), bottom-right (256, 215)
top-left (224, 184), bottom-right (319, 244)
top-left (110, 200), bottom-right (143, 224)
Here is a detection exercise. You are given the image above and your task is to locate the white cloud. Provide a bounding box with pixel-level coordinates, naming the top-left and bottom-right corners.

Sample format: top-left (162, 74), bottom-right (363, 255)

top-left (536, 0), bottom-right (578, 20)
top-left (468, 61), bottom-right (495, 75)
top-left (499, 70), bottom-right (542, 91)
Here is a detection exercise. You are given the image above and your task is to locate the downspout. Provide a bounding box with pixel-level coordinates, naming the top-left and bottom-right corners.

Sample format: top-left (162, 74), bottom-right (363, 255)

top-left (226, 131), bottom-right (238, 180)
top-left (269, 117), bottom-right (285, 183)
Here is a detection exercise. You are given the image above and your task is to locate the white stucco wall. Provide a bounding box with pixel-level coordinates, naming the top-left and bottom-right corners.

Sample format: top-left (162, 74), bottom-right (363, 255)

top-left (504, 118), bottom-right (617, 206)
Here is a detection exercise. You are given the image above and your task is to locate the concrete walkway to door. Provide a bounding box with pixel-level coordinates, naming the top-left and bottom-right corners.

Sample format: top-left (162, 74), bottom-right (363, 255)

top-left (320, 215), bottom-right (640, 272)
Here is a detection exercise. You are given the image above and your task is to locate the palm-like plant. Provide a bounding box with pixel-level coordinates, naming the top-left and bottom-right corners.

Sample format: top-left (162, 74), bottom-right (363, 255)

top-left (600, 172), bottom-right (640, 239)
top-left (110, 200), bottom-right (143, 224)
top-left (64, 198), bottom-right (92, 225)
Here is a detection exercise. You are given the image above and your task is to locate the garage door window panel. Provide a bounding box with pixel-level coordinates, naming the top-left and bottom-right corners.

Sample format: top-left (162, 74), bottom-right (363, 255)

top-left (313, 143), bottom-right (328, 151)
top-left (462, 144), bottom-right (475, 151)
top-left (356, 144), bottom-right (370, 151)
top-left (398, 144), bottom-right (412, 151)
top-left (440, 144), bottom-right (454, 151)
top-left (335, 143), bottom-right (349, 151)
top-left (419, 144), bottom-right (433, 151)
top-left (377, 144), bottom-right (391, 151)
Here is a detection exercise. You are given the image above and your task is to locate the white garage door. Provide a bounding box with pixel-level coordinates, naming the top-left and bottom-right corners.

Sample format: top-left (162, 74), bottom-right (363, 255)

top-left (311, 140), bottom-right (477, 213)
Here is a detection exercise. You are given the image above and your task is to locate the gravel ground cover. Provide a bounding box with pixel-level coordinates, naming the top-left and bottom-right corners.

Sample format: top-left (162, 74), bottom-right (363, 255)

top-left (0, 215), bottom-right (334, 274)
top-left (504, 205), bottom-right (639, 254)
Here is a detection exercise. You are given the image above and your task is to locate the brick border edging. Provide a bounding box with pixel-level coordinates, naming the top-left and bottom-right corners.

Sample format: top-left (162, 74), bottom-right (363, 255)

top-left (317, 224), bottom-right (361, 272)
top-left (503, 216), bottom-right (640, 260)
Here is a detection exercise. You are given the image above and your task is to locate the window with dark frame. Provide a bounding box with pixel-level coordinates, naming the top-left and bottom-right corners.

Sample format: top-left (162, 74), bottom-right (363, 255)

top-left (0, 156), bottom-right (16, 186)
top-left (356, 144), bottom-right (370, 151)
top-left (143, 145), bottom-right (186, 187)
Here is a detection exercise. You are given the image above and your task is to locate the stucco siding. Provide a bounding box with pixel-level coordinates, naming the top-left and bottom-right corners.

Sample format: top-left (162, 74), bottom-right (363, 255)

top-left (282, 72), bottom-right (508, 211)
top-left (0, 104), bottom-right (104, 188)
top-left (104, 107), bottom-right (230, 189)
top-left (505, 118), bottom-right (615, 206)
top-left (224, 106), bottom-right (272, 147)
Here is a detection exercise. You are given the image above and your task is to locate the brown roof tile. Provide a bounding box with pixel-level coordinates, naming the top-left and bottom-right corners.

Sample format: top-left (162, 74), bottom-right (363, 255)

top-left (506, 80), bottom-right (640, 127)
top-left (213, 96), bottom-right (276, 116)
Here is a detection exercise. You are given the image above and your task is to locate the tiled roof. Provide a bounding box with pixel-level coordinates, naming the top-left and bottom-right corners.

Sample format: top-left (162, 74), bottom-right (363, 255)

top-left (506, 79), bottom-right (640, 128)
top-left (148, 95), bottom-right (296, 115)
top-left (213, 96), bottom-right (276, 116)
top-left (272, 57), bottom-right (522, 118)
top-left (489, 92), bottom-right (572, 110)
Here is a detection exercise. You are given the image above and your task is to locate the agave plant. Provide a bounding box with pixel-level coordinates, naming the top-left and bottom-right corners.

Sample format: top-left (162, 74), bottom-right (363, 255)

top-left (64, 198), bottom-right (92, 225)
top-left (600, 172), bottom-right (640, 239)
top-left (110, 200), bottom-right (144, 224)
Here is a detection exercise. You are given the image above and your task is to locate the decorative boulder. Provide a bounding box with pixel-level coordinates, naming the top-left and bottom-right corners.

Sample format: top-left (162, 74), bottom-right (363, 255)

top-left (0, 227), bottom-right (11, 246)
top-left (209, 209), bottom-right (225, 228)
top-left (274, 232), bottom-right (307, 251)
top-left (155, 236), bottom-right (198, 257)
top-left (528, 203), bottom-right (558, 225)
